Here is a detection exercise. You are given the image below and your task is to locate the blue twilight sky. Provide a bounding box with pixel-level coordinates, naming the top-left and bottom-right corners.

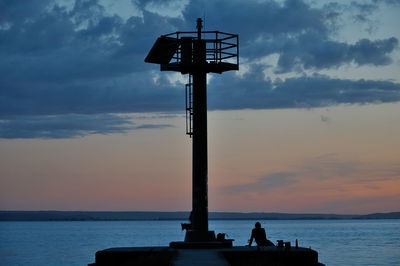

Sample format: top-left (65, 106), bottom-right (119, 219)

top-left (0, 0), bottom-right (400, 213)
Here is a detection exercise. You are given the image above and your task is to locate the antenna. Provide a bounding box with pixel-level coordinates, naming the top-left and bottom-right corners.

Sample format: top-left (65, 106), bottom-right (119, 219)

top-left (145, 18), bottom-right (239, 247)
top-left (203, 12), bottom-right (206, 39)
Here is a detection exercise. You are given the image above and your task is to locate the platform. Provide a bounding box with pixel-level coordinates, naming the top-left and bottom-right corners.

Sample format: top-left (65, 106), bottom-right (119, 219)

top-left (89, 246), bottom-right (324, 265)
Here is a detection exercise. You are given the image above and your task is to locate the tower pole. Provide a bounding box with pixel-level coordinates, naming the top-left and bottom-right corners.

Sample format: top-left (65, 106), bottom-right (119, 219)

top-left (187, 18), bottom-right (212, 241)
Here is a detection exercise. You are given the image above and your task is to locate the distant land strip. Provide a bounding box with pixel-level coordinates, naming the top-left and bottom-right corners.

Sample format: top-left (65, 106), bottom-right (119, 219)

top-left (0, 211), bottom-right (399, 221)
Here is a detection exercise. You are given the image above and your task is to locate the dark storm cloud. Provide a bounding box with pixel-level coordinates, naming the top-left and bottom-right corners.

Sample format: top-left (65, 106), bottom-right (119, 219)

top-left (0, 0), bottom-right (399, 138)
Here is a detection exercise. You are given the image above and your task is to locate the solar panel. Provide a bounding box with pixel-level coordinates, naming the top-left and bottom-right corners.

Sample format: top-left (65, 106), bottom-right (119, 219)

top-left (144, 36), bottom-right (178, 64)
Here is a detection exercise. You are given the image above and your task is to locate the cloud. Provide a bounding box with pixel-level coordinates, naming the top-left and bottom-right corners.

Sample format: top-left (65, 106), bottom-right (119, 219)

top-left (221, 172), bottom-right (297, 194)
top-left (209, 74), bottom-right (400, 110)
top-left (1, 0), bottom-right (398, 113)
top-left (350, 2), bottom-right (378, 23)
top-left (135, 124), bottom-right (174, 129)
top-left (0, 74), bottom-right (184, 116)
top-left (274, 36), bottom-right (398, 73)
top-left (372, 0), bottom-right (400, 6)
top-left (220, 153), bottom-right (400, 197)
top-left (320, 115), bottom-right (331, 123)
top-left (2, 71), bottom-right (399, 128)
top-left (244, 33), bottom-right (398, 73)
top-left (287, 153), bottom-right (400, 184)
top-left (0, 0), bottom-right (399, 138)
top-left (181, 0), bottom-right (398, 72)
top-left (300, 153), bottom-right (360, 181)
top-left (0, 114), bottom-right (173, 139)
top-left (183, 0), bottom-right (329, 39)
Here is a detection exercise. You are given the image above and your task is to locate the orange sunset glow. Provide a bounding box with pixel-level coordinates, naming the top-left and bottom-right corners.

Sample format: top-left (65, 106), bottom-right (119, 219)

top-left (1, 0), bottom-right (399, 215)
top-left (1, 104), bottom-right (399, 214)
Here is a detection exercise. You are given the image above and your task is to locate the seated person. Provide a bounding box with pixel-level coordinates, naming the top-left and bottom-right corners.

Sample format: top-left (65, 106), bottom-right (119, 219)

top-left (248, 222), bottom-right (274, 246)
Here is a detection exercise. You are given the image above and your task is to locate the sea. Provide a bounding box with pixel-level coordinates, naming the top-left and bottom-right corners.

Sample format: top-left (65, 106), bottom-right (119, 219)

top-left (0, 219), bottom-right (399, 265)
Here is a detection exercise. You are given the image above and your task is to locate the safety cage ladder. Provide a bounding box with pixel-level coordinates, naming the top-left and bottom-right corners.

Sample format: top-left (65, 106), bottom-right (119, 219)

top-left (185, 74), bottom-right (193, 137)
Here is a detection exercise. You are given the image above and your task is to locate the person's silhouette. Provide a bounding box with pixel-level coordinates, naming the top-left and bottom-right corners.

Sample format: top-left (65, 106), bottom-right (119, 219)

top-left (248, 222), bottom-right (274, 246)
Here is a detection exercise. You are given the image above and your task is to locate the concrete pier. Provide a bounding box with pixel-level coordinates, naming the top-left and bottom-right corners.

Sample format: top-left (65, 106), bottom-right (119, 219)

top-left (173, 249), bottom-right (229, 266)
top-left (89, 246), bottom-right (324, 266)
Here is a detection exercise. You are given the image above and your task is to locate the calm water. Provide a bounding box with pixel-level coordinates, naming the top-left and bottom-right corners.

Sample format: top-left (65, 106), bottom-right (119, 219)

top-left (0, 219), bottom-right (399, 265)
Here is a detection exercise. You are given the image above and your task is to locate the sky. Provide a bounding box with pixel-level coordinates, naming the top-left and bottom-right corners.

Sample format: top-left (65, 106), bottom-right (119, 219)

top-left (0, 0), bottom-right (399, 214)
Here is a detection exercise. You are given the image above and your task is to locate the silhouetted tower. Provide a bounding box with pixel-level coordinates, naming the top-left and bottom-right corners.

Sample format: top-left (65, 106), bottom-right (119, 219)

top-left (145, 19), bottom-right (239, 242)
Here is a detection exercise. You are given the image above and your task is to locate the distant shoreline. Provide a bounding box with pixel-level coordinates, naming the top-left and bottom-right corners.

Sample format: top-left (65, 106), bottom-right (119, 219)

top-left (1, 211), bottom-right (399, 221)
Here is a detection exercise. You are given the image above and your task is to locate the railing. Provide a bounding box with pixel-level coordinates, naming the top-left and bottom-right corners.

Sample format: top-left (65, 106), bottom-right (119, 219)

top-left (162, 31), bottom-right (239, 67)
